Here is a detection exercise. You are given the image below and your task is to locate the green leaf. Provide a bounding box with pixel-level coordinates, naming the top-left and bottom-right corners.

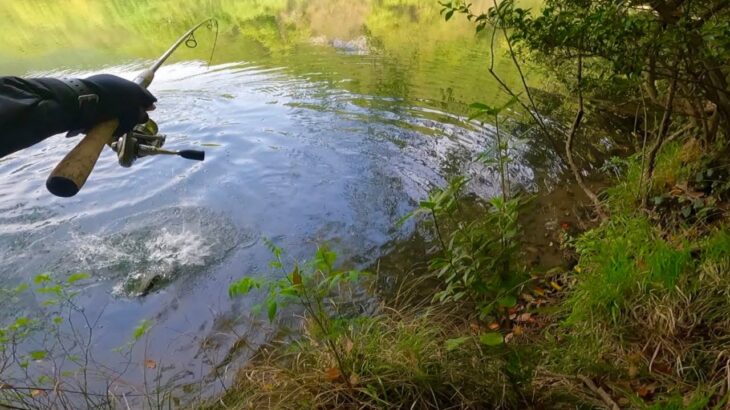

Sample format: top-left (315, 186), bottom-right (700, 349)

top-left (497, 295), bottom-right (517, 308)
top-left (469, 102), bottom-right (492, 110)
top-left (445, 337), bottom-right (470, 351)
top-left (347, 270), bottom-right (362, 282)
top-left (132, 320), bottom-right (152, 341)
top-left (266, 300), bottom-right (278, 322)
top-left (34, 273), bottom-right (51, 284)
top-left (229, 277), bottom-right (261, 298)
top-left (279, 286), bottom-right (299, 297)
top-left (327, 273), bottom-right (343, 290)
top-left (29, 350), bottom-right (47, 360)
top-left (468, 102), bottom-right (499, 116)
top-left (14, 283), bottom-right (29, 294)
top-left (479, 332), bottom-right (504, 346)
top-left (67, 273), bottom-right (90, 284)
top-left (445, 9), bottom-right (455, 21)
top-left (467, 111), bottom-right (487, 121)
top-left (315, 247), bottom-right (337, 272)
top-left (419, 200), bottom-right (437, 210)
top-left (500, 95), bottom-right (520, 111)
top-left (36, 285), bottom-right (62, 295)
top-left (396, 210), bottom-right (418, 226)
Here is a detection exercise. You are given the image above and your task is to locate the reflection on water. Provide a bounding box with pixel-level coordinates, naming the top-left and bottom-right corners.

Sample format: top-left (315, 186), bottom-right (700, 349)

top-left (0, 0), bottom-right (550, 399)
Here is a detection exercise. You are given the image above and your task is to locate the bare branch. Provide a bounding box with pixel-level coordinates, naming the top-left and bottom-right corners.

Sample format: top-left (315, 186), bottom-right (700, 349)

top-left (641, 70), bottom-right (679, 207)
top-left (565, 53), bottom-right (609, 221)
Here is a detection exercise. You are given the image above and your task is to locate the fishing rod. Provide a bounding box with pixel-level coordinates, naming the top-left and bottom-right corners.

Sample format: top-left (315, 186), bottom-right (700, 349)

top-left (46, 19), bottom-right (218, 197)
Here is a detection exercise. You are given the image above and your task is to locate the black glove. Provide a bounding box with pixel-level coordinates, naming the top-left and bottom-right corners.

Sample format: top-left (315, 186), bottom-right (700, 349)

top-left (81, 74), bottom-right (157, 137)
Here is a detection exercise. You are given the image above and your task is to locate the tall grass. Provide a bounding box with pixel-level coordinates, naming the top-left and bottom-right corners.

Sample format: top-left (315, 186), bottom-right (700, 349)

top-left (211, 304), bottom-right (516, 409)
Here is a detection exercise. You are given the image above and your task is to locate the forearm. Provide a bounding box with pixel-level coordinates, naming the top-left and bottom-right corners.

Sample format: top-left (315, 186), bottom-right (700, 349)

top-left (0, 77), bottom-right (81, 158)
top-left (0, 102), bottom-right (77, 158)
top-left (0, 74), bottom-right (156, 159)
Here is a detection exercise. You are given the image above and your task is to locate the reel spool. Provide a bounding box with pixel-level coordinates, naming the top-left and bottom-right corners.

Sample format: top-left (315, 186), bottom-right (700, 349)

top-left (111, 119), bottom-right (204, 167)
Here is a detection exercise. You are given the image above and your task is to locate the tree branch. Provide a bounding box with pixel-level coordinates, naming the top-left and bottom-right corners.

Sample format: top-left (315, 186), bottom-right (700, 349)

top-left (641, 71), bottom-right (679, 207)
top-left (566, 53), bottom-right (608, 221)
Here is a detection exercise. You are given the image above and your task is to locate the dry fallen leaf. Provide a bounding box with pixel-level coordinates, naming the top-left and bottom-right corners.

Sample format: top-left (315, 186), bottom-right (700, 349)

top-left (31, 389), bottom-right (44, 397)
top-left (349, 374), bottom-right (360, 386)
top-left (324, 367), bottom-right (343, 382)
top-left (144, 359), bottom-right (157, 369)
top-left (636, 382), bottom-right (657, 398)
top-left (549, 281), bottom-right (562, 291)
top-left (344, 339), bottom-right (354, 354)
top-left (292, 267), bottom-right (302, 285)
top-left (488, 322), bottom-right (500, 330)
top-left (517, 313), bottom-right (532, 322)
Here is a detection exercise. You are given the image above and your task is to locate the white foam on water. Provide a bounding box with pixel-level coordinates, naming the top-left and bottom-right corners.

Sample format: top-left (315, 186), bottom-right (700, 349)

top-left (145, 228), bottom-right (211, 268)
top-left (72, 232), bottom-right (135, 271)
top-left (1, 206), bottom-right (247, 296)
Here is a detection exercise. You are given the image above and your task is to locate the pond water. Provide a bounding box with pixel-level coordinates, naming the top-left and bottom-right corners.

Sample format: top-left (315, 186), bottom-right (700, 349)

top-left (0, 0), bottom-right (553, 399)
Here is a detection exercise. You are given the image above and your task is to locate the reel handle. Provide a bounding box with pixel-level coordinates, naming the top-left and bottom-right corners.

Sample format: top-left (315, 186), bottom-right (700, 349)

top-left (46, 119), bottom-right (118, 197)
top-left (178, 150), bottom-right (205, 161)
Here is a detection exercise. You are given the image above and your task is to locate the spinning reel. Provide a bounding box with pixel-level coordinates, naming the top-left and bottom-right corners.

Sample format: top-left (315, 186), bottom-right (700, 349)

top-left (110, 120), bottom-right (205, 167)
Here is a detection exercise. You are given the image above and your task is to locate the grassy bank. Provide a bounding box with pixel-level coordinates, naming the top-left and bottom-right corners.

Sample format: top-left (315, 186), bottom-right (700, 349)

top-left (212, 144), bottom-right (730, 408)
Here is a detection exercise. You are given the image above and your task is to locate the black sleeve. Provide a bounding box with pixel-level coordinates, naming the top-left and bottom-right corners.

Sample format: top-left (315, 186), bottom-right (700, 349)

top-left (0, 77), bottom-right (81, 159)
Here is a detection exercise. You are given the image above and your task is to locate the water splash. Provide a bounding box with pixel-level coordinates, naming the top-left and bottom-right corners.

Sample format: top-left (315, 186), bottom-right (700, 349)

top-left (145, 228), bottom-right (212, 268)
top-left (0, 206), bottom-right (250, 297)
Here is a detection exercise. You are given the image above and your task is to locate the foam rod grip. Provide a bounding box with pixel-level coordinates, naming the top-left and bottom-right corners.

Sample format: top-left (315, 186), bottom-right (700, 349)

top-left (46, 119), bottom-right (119, 197)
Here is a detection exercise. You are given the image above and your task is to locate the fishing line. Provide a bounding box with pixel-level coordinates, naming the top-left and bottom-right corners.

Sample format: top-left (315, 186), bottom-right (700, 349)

top-left (206, 19), bottom-right (219, 68)
top-left (183, 19), bottom-right (219, 68)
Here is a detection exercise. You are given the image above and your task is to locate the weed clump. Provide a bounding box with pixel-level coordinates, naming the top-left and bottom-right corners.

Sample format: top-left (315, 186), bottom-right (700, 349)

top-left (215, 306), bottom-right (516, 409)
top-left (534, 153), bottom-right (730, 407)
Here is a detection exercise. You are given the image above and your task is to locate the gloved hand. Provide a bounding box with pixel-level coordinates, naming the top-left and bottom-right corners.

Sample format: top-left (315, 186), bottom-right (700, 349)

top-left (81, 74), bottom-right (157, 137)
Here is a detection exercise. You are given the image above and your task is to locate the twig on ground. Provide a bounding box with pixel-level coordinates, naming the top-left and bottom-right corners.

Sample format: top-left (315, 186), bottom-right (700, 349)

top-left (577, 375), bottom-right (620, 410)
